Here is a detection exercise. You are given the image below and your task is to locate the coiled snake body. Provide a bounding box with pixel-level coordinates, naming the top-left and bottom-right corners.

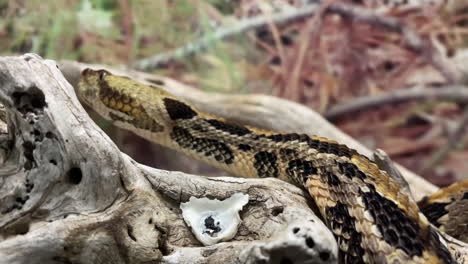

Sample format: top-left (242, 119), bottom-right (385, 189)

top-left (78, 69), bottom-right (467, 264)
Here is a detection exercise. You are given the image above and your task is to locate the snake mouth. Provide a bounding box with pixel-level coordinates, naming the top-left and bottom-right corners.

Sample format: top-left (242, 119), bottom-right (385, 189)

top-left (78, 68), bottom-right (105, 106)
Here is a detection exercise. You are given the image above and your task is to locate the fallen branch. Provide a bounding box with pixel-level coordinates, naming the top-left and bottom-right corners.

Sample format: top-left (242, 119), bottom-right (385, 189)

top-left (324, 85), bottom-right (468, 120)
top-left (132, 4), bottom-right (322, 71)
top-left (132, 2), bottom-right (460, 83)
top-left (0, 54), bottom-right (337, 264)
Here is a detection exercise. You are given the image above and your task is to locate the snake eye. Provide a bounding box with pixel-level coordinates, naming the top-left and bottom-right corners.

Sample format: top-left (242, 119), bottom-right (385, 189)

top-left (98, 70), bottom-right (107, 81)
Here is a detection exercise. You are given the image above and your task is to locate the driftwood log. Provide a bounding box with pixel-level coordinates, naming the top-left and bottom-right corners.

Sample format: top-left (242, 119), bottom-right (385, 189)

top-left (0, 55), bottom-right (340, 263)
top-left (1, 54), bottom-right (466, 264)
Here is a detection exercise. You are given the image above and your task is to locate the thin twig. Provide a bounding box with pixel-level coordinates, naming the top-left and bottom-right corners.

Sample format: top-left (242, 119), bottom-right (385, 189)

top-left (419, 106), bottom-right (468, 175)
top-left (118, 0), bottom-right (134, 62)
top-left (132, 4), bottom-right (322, 70)
top-left (325, 4), bottom-right (461, 83)
top-left (324, 85), bottom-right (468, 120)
top-left (326, 3), bottom-right (422, 50)
top-left (133, 2), bottom-right (458, 82)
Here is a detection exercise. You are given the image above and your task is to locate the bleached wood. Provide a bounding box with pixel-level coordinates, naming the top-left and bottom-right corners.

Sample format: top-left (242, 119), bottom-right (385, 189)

top-left (0, 55), bottom-right (336, 264)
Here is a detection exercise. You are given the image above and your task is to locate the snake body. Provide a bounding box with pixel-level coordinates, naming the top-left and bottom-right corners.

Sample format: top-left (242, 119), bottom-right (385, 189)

top-left (418, 181), bottom-right (468, 243)
top-left (78, 68), bottom-right (461, 264)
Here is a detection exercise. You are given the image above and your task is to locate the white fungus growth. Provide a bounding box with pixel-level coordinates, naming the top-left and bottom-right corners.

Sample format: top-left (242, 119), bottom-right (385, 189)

top-left (180, 193), bottom-right (249, 246)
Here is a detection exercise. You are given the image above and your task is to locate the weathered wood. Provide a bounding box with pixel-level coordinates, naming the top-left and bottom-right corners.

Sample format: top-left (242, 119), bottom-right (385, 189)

top-left (0, 55), bottom-right (337, 264)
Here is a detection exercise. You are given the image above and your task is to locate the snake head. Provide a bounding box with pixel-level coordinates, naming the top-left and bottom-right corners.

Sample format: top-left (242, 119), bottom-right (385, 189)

top-left (78, 68), bottom-right (110, 107)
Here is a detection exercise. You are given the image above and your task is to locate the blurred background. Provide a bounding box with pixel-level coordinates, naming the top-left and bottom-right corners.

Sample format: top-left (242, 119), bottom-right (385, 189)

top-left (1, 0), bottom-right (468, 187)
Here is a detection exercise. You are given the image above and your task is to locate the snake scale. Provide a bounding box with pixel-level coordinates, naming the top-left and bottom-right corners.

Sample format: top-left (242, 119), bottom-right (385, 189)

top-left (78, 68), bottom-right (468, 264)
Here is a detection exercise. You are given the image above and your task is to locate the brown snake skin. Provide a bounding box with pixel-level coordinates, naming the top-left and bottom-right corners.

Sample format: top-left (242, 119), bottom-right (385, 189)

top-left (78, 68), bottom-right (466, 264)
top-left (419, 181), bottom-right (468, 244)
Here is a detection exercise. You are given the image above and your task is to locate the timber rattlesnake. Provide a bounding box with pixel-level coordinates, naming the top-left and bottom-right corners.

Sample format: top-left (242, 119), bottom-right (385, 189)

top-left (78, 68), bottom-right (468, 264)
